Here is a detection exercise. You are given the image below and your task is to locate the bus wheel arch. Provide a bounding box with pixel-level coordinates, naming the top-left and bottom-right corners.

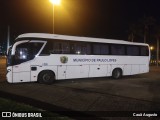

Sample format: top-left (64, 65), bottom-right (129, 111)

top-left (112, 68), bottom-right (123, 79)
top-left (38, 70), bottom-right (55, 84)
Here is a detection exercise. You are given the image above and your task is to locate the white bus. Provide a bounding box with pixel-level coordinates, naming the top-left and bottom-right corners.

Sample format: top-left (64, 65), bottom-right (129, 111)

top-left (7, 33), bottom-right (150, 84)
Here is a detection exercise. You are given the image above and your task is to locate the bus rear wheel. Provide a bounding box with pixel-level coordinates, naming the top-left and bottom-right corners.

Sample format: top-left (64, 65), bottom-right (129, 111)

top-left (38, 70), bottom-right (55, 84)
top-left (112, 68), bottom-right (122, 79)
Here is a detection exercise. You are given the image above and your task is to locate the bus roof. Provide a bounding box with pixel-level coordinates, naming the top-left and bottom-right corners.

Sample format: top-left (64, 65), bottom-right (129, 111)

top-left (16, 33), bottom-right (149, 46)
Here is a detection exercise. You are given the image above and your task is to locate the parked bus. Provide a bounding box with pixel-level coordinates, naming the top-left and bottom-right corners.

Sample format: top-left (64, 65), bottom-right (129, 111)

top-left (6, 33), bottom-right (150, 84)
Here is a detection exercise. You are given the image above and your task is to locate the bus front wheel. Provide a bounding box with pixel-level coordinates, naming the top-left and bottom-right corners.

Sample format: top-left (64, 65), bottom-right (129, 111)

top-left (112, 68), bottom-right (122, 79)
top-left (38, 70), bottom-right (55, 84)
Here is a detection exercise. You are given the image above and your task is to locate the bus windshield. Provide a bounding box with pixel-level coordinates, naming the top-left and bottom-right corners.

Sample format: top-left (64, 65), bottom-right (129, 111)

top-left (7, 47), bottom-right (12, 66)
top-left (13, 42), bottom-right (43, 65)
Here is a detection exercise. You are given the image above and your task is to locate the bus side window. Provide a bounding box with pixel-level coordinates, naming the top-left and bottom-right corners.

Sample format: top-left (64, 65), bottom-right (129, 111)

top-left (127, 45), bottom-right (140, 56)
top-left (93, 44), bottom-right (110, 55)
top-left (93, 44), bottom-right (101, 55)
top-left (30, 43), bottom-right (44, 57)
top-left (40, 41), bottom-right (52, 55)
top-left (70, 42), bottom-right (81, 55)
top-left (111, 44), bottom-right (125, 55)
top-left (75, 43), bottom-right (81, 54)
top-left (141, 46), bottom-right (149, 56)
top-left (53, 42), bottom-right (62, 54)
top-left (81, 43), bottom-right (91, 55)
top-left (86, 43), bottom-right (91, 55)
top-left (101, 44), bottom-right (109, 55)
top-left (62, 42), bottom-right (70, 54)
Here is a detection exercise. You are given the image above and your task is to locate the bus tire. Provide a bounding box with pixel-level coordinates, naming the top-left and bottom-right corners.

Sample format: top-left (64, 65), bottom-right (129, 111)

top-left (38, 70), bottom-right (55, 84)
top-left (112, 68), bottom-right (122, 79)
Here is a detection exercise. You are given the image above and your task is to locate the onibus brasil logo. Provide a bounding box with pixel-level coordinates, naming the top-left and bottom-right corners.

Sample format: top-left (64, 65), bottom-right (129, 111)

top-left (60, 56), bottom-right (68, 64)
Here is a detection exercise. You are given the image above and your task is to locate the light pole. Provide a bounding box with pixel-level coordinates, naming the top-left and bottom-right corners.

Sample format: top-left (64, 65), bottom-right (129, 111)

top-left (49, 0), bottom-right (61, 34)
top-left (7, 25), bottom-right (10, 54)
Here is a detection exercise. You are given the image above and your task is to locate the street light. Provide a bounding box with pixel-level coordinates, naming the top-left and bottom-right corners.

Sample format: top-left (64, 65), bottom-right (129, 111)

top-left (49, 0), bottom-right (61, 5)
top-left (150, 46), bottom-right (154, 51)
top-left (49, 0), bottom-right (61, 33)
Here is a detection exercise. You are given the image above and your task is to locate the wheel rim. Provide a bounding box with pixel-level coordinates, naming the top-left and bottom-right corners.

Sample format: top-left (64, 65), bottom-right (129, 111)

top-left (43, 73), bottom-right (51, 82)
top-left (113, 69), bottom-right (121, 79)
top-left (115, 71), bottom-right (120, 78)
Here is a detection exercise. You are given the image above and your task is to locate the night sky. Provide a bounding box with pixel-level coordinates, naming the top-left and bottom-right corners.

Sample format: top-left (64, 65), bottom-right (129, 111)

top-left (1, 0), bottom-right (160, 49)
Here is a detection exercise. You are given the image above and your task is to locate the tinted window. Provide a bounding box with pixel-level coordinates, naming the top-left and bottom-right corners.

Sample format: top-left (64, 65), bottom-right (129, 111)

top-left (41, 40), bottom-right (91, 55)
top-left (52, 42), bottom-right (62, 54)
top-left (141, 46), bottom-right (149, 56)
top-left (81, 43), bottom-right (91, 55)
top-left (41, 41), bottom-right (65, 54)
top-left (71, 42), bottom-right (91, 55)
top-left (70, 42), bottom-right (81, 54)
top-left (93, 44), bottom-right (109, 55)
top-left (40, 41), bottom-right (51, 55)
top-left (62, 42), bottom-right (70, 54)
top-left (111, 44), bottom-right (125, 55)
top-left (101, 44), bottom-right (109, 55)
top-left (127, 45), bottom-right (140, 56)
top-left (93, 44), bottom-right (101, 55)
